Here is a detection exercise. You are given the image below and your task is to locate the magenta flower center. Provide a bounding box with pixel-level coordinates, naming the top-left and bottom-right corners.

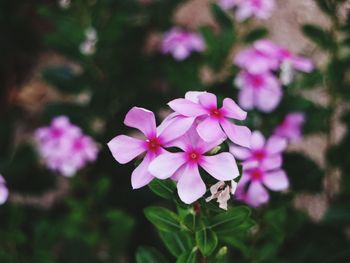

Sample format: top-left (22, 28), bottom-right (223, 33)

top-left (250, 74), bottom-right (264, 88)
top-left (147, 137), bottom-right (161, 152)
top-left (209, 108), bottom-right (223, 119)
top-left (51, 128), bottom-right (63, 139)
top-left (73, 138), bottom-right (84, 151)
top-left (253, 150), bottom-right (266, 160)
top-left (186, 150), bottom-right (202, 164)
top-left (250, 168), bottom-right (263, 181)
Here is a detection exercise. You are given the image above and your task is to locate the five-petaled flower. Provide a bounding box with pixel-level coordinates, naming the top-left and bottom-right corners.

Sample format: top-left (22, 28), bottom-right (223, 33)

top-left (35, 116), bottom-right (99, 177)
top-left (168, 91), bottom-right (251, 147)
top-left (108, 107), bottom-right (194, 189)
top-left (148, 128), bottom-right (239, 204)
top-left (161, 27), bottom-right (205, 61)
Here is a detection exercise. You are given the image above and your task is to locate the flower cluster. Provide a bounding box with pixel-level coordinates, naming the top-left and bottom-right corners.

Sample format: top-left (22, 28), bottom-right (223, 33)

top-left (108, 91), bottom-right (251, 204)
top-left (0, 175), bottom-right (8, 205)
top-left (35, 116), bottom-right (99, 177)
top-left (234, 39), bottom-right (313, 112)
top-left (218, 0), bottom-right (276, 21)
top-left (161, 27), bottom-right (205, 61)
top-left (230, 131), bottom-right (289, 207)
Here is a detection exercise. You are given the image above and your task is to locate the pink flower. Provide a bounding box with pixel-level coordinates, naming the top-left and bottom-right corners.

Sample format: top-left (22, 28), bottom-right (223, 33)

top-left (274, 112), bottom-right (305, 142)
top-left (218, 0), bottom-right (275, 21)
top-left (230, 131), bottom-right (287, 169)
top-left (148, 128), bottom-right (239, 204)
top-left (161, 27), bottom-right (205, 61)
top-left (235, 40), bottom-right (313, 74)
top-left (235, 161), bottom-right (289, 207)
top-left (168, 91), bottom-right (251, 147)
top-left (108, 107), bottom-right (194, 189)
top-left (235, 71), bottom-right (282, 112)
top-left (0, 175), bottom-right (8, 205)
top-left (35, 116), bottom-right (99, 177)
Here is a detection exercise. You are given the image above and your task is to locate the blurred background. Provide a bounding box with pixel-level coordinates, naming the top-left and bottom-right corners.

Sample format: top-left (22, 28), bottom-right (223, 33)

top-left (1, 0), bottom-right (350, 262)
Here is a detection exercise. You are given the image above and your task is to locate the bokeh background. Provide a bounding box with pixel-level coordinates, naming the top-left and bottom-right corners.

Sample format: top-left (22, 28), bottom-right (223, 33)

top-left (1, 0), bottom-right (350, 262)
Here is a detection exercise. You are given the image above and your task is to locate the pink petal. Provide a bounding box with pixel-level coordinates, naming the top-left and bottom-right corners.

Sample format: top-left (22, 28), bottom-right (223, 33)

top-left (291, 56), bottom-right (314, 73)
top-left (220, 119), bottom-right (251, 148)
top-left (250, 131), bottom-right (265, 149)
top-left (247, 181), bottom-right (269, 207)
top-left (222, 98), bottom-right (247, 120)
top-left (168, 98), bottom-right (207, 117)
top-left (255, 77), bottom-right (282, 113)
top-left (229, 144), bottom-right (251, 160)
top-left (263, 170), bottom-right (289, 191)
top-left (0, 186), bottom-right (8, 205)
top-left (177, 165), bottom-right (206, 204)
top-left (262, 155), bottom-right (282, 170)
top-left (108, 135), bottom-right (146, 164)
top-left (124, 107), bottom-right (157, 138)
top-left (265, 136), bottom-right (287, 154)
top-left (159, 115), bottom-right (195, 144)
top-left (197, 117), bottom-right (226, 142)
top-left (173, 46), bottom-right (190, 60)
top-left (238, 86), bottom-right (254, 111)
top-left (185, 91), bottom-right (207, 103)
top-left (198, 92), bottom-right (217, 109)
top-left (131, 154), bottom-right (155, 189)
top-left (148, 152), bottom-right (186, 179)
top-left (201, 153), bottom-right (239, 181)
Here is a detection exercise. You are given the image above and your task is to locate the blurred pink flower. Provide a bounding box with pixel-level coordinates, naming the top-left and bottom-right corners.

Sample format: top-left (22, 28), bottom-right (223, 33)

top-left (35, 116), bottom-right (99, 177)
top-left (168, 91), bottom-right (251, 147)
top-left (149, 128), bottom-right (239, 204)
top-left (161, 27), bottom-right (205, 61)
top-left (0, 175), bottom-right (8, 205)
top-left (108, 107), bottom-right (194, 189)
top-left (219, 0), bottom-right (275, 21)
top-left (235, 162), bottom-right (289, 207)
top-left (235, 71), bottom-right (282, 112)
top-left (230, 131), bottom-right (287, 169)
top-left (274, 112), bottom-right (305, 142)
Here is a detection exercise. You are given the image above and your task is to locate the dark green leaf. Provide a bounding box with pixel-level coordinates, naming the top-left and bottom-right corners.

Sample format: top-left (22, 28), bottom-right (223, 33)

top-left (136, 246), bottom-right (169, 263)
top-left (176, 249), bottom-right (198, 263)
top-left (244, 27), bottom-right (269, 43)
top-left (159, 231), bottom-right (193, 257)
top-left (195, 228), bottom-right (218, 256)
top-left (148, 179), bottom-right (176, 200)
top-left (144, 207), bottom-right (181, 232)
top-left (208, 206), bottom-right (252, 237)
top-left (302, 24), bottom-right (333, 50)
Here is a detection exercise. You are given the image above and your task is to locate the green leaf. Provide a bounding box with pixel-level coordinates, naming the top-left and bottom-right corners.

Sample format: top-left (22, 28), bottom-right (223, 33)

top-left (195, 228), bottom-right (218, 256)
top-left (136, 246), bottom-right (169, 263)
top-left (144, 207), bottom-right (181, 232)
top-left (148, 179), bottom-right (176, 200)
top-left (211, 3), bottom-right (232, 29)
top-left (183, 213), bottom-right (204, 232)
top-left (244, 27), bottom-right (269, 43)
top-left (315, 0), bottom-right (335, 16)
top-left (208, 206), bottom-right (252, 237)
top-left (302, 24), bottom-right (333, 50)
top-left (159, 231), bottom-right (193, 257)
top-left (176, 249), bottom-right (198, 263)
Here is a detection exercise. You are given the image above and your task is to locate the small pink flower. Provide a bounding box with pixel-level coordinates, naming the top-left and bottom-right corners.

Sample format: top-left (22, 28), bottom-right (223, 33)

top-left (218, 0), bottom-right (275, 21)
top-left (235, 161), bottom-right (289, 207)
top-left (148, 128), bottom-right (239, 204)
top-left (168, 91), bottom-right (251, 147)
top-left (108, 107), bottom-right (194, 189)
top-left (235, 71), bottom-right (282, 113)
top-left (274, 112), bottom-right (305, 142)
top-left (230, 131), bottom-right (287, 169)
top-left (235, 39), bottom-right (313, 74)
top-left (35, 116), bottom-right (99, 177)
top-left (0, 175), bottom-right (8, 205)
top-left (161, 27), bottom-right (205, 61)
